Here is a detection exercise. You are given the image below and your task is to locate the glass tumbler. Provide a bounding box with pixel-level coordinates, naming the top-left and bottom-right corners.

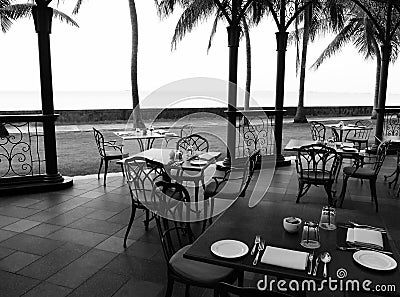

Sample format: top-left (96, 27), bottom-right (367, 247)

top-left (319, 206), bottom-right (336, 230)
top-left (300, 221), bottom-right (320, 249)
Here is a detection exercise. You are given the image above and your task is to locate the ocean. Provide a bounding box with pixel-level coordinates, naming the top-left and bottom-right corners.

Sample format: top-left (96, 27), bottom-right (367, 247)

top-left (1, 90), bottom-right (399, 111)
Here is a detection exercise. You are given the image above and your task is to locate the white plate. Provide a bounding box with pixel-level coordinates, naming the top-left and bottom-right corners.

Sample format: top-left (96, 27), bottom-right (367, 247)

top-left (190, 160), bottom-right (208, 166)
top-left (211, 240), bottom-right (249, 258)
top-left (353, 250), bottom-right (397, 271)
top-left (342, 147), bottom-right (358, 152)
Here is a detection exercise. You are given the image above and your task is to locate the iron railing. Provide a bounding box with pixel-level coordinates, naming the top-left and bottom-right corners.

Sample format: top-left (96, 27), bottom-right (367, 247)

top-left (384, 108), bottom-right (400, 137)
top-left (0, 114), bottom-right (56, 183)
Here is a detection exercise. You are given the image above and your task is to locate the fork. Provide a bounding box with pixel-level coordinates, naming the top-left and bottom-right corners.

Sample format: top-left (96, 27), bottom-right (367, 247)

top-left (307, 252), bottom-right (314, 275)
top-left (250, 235), bottom-right (261, 256)
top-left (337, 245), bottom-right (393, 255)
top-left (253, 240), bottom-right (265, 265)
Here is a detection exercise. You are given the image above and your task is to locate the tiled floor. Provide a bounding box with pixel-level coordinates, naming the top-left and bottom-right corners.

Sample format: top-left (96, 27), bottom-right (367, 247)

top-left (0, 156), bottom-right (399, 297)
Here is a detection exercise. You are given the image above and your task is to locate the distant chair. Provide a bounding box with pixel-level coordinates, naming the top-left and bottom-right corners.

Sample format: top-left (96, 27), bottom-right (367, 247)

top-left (177, 133), bottom-right (209, 153)
top-left (310, 121), bottom-right (326, 141)
top-left (93, 128), bottom-right (128, 186)
top-left (345, 120), bottom-right (373, 150)
top-left (180, 124), bottom-right (193, 138)
top-left (339, 140), bottom-right (391, 212)
top-left (295, 144), bottom-right (341, 206)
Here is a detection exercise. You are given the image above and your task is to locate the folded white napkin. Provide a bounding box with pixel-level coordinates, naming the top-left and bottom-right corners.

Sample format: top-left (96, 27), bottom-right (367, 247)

top-left (346, 228), bottom-right (383, 250)
top-left (261, 246), bottom-right (308, 270)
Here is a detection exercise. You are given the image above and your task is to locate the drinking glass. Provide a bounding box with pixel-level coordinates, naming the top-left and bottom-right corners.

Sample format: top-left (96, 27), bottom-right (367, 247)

top-left (300, 221), bottom-right (320, 249)
top-left (319, 206), bottom-right (336, 230)
top-left (149, 125), bottom-right (154, 134)
top-left (135, 128), bottom-right (141, 135)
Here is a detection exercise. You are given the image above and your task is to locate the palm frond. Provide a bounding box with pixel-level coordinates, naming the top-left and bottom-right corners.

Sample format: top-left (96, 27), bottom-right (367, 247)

top-left (53, 8), bottom-right (79, 27)
top-left (171, 0), bottom-right (217, 50)
top-left (72, 0), bottom-right (84, 14)
top-left (1, 3), bottom-right (33, 20)
top-left (310, 18), bottom-right (358, 70)
top-left (0, 0), bottom-right (13, 32)
top-left (156, 0), bottom-right (185, 18)
top-left (207, 9), bottom-right (224, 53)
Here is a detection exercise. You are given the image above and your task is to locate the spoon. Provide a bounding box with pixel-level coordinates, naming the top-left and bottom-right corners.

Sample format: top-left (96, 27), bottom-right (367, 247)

top-left (320, 252), bottom-right (331, 278)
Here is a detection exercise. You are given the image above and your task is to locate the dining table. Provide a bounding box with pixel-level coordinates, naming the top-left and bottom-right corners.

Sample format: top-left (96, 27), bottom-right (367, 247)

top-left (184, 198), bottom-right (400, 296)
top-left (325, 124), bottom-right (373, 142)
top-left (114, 129), bottom-right (178, 152)
top-left (284, 139), bottom-right (360, 156)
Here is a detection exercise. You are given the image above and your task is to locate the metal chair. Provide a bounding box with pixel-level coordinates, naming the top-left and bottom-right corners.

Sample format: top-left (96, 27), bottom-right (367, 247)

top-left (295, 144), bottom-right (341, 206)
top-left (155, 199), bottom-right (239, 297)
top-left (339, 140), bottom-right (391, 212)
top-left (180, 124), bottom-right (194, 138)
top-left (385, 151), bottom-right (400, 197)
top-left (122, 156), bottom-right (167, 248)
top-left (345, 120), bottom-right (373, 150)
top-left (93, 127), bottom-right (128, 185)
top-left (310, 121), bottom-right (326, 141)
top-left (216, 282), bottom-right (293, 297)
top-left (204, 149), bottom-right (261, 199)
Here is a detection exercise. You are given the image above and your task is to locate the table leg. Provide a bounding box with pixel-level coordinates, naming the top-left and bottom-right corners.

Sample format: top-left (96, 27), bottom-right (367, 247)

top-left (137, 139), bottom-right (145, 152)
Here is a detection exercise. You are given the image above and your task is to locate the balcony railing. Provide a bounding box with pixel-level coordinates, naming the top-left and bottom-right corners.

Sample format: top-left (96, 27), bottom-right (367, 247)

top-left (384, 108), bottom-right (400, 137)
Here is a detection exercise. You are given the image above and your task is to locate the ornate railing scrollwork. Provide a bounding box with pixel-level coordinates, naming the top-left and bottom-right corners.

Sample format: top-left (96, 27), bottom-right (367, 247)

top-left (0, 115), bottom-right (46, 179)
top-left (384, 108), bottom-right (400, 137)
top-left (235, 110), bottom-right (276, 159)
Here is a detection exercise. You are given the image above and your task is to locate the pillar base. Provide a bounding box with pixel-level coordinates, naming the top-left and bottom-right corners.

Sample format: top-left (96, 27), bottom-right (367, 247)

top-left (276, 154), bottom-right (291, 167)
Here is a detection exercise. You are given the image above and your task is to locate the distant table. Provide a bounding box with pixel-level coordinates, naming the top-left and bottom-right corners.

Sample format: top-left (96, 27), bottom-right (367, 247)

top-left (284, 139), bottom-right (358, 156)
top-left (115, 130), bottom-right (178, 152)
top-left (184, 198), bottom-right (400, 296)
top-left (325, 124), bottom-right (373, 142)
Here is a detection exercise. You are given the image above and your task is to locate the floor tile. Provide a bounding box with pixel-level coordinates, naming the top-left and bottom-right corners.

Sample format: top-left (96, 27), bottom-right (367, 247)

top-left (86, 209), bottom-right (120, 220)
top-left (82, 198), bottom-right (129, 212)
top-left (0, 270), bottom-right (39, 297)
top-left (24, 223), bottom-right (63, 237)
top-left (0, 234), bottom-right (64, 256)
top-left (18, 243), bottom-right (91, 280)
top-left (68, 218), bottom-right (125, 235)
top-left (0, 229), bottom-right (17, 242)
top-left (113, 279), bottom-right (163, 297)
top-left (0, 206), bottom-right (40, 219)
top-left (46, 227), bottom-right (109, 247)
top-left (0, 246), bottom-right (14, 260)
top-left (21, 282), bottom-right (72, 297)
top-left (0, 215), bottom-right (19, 228)
top-left (0, 251), bottom-right (41, 273)
top-left (66, 270), bottom-right (129, 297)
top-left (2, 220), bottom-right (41, 232)
top-left (26, 211), bottom-right (64, 223)
top-left (95, 236), bottom-right (134, 253)
top-left (10, 198), bottom-right (41, 208)
top-left (47, 249), bottom-right (117, 288)
top-left (125, 241), bottom-right (161, 259)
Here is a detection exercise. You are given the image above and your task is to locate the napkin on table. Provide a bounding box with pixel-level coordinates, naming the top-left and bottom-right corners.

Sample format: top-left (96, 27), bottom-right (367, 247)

top-left (346, 228), bottom-right (383, 250)
top-left (261, 246), bottom-right (309, 270)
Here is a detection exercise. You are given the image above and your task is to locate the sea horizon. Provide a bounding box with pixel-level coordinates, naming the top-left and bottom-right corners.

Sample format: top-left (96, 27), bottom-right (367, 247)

top-left (1, 90), bottom-right (398, 111)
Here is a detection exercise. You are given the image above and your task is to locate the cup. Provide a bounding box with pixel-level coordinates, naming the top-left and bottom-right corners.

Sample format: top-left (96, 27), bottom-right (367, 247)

top-left (300, 221), bottom-right (320, 249)
top-left (283, 217), bottom-right (302, 233)
top-left (319, 206), bottom-right (336, 230)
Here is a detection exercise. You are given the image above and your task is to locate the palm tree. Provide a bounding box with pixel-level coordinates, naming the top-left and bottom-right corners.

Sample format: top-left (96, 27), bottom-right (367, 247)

top-left (310, 8), bottom-right (400, 119)
top-left (290, 0), bottom-right (345, 123)
top-left (157, 0), bottom-right (257, 110)
top-left (73, 0), bottom-right (145, 128)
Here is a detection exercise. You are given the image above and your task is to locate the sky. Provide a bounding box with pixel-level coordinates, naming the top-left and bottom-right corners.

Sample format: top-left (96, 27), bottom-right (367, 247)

top-left (0, 0), bottom-right (399, 105)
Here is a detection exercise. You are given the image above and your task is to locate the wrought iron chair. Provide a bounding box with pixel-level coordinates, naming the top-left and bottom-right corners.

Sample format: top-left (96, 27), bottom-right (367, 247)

top-left (310, 121), bottom-right (326, 141)
top-left (345, 120), bottom-right (373, 150)
top-left (174, 134), bottom-right (210, 202)
top-left (385, 150), bottom-right (400, 197)
top-left (93, 127), bottom-right (128, 185)
top-left (339, 140), bottom-right (391, 212)
top-left (204, 149), bottom-right (261, 200)
top-left (155, 193), bottom-right (239, 297)
top-left (295, 144), bottom-right (341, 206)
top-left (180, 124), bottom-right (194, 138)
top-left (216, 282), bottom-right (293, 297)
top-left (122, 156), bottom-right (167, 248)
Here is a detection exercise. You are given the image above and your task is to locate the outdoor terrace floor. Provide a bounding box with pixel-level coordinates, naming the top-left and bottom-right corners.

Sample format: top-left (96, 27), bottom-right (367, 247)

top-left (0, 155), bottom-right (398, 297)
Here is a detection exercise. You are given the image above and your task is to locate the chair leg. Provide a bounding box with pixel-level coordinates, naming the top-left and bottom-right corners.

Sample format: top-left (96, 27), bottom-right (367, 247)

top-left (103, 160), bottom-right (109, 186)
top-left (324, 184), bottom-right (334, 206)
top-left (144, 209), bottom-right (150, 231)
top-left (369, 179), bottom-right (378, 212)
top-left (120, 163), bottom-right (125, 178)
top-left (97, 159), bottom-right (103, 180)
top-left (165, 277), bottom-right (174, 297)
top-left (339, 175), bottom-right (350, 208)
top-left (124, 205), bottom-right (137, 248)
top-left (185, 284), bottom-right (190, 297)
top-left (296, 181), bottom-right (305, 203)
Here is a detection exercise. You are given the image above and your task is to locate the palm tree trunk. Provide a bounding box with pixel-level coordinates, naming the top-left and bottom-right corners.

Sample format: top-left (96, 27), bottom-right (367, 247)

top-left (371, 39), bottom-right (381, 119)
top-left (243, 19), bottom-right (251, 111)
top-left (128, 0), bottom-right (145, 128)
top-left (294, 3), bottom-right (310, 123)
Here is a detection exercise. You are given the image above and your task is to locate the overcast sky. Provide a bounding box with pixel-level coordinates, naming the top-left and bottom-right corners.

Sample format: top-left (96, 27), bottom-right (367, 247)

top-left (0, 0), bottom-right (399, 99)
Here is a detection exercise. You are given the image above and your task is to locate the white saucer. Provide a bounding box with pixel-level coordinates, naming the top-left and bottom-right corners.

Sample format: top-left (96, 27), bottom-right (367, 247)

top-left (353, 250), bottom-right (397, 271)
top-left (190, 160), bottom-right (207, 166)
top-left (211, 240), bottom-right (249, 259)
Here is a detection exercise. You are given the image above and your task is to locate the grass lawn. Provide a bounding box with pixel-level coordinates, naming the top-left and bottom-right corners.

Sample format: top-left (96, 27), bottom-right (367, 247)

top-left (56, 117), bottom-right (374, 177)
